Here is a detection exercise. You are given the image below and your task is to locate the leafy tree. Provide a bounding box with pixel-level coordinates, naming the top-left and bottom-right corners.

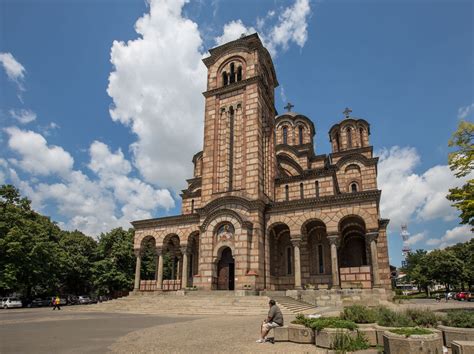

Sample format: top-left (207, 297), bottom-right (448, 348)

top-left (92, 228), bottom-right (135, 295)
top-left (446, 120), bottom-right (474, 228)
top-left (140, 238), bottom-right (157, 280)
top-left (402, 250), bottom-right (433, 295)
top-left (426, 249), bottom-right (464, 291)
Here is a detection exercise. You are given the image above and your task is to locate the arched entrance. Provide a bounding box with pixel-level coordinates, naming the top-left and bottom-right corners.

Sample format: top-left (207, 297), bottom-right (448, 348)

top-left (217, 247), bottom-right (235, 290)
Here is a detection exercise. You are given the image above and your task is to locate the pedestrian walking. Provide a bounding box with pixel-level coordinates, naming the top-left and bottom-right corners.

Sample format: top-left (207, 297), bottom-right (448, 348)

top-left (52, 296), bottom-right (61, 310)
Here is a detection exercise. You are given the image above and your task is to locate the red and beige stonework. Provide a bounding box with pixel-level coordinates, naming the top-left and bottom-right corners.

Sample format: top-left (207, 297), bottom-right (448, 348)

top-left (131, 34), bottom-right (391, 292)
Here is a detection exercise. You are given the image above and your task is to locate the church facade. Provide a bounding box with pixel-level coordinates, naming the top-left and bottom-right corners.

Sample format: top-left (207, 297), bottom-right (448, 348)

top-left (131, 34), bottom-right (391, 292)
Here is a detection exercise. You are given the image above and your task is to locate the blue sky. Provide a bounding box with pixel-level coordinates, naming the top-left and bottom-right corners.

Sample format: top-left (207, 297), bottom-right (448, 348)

top-left (0, 0), bottom-right (472, 266)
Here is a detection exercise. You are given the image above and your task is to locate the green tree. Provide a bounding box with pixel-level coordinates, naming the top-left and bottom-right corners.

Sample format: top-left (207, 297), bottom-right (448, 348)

top-left (447, 120), bottom-right (474, 228)
top-left (92, 228), bottom-right (135, 295)
top-left (426, 249), bottom-right (465, 291)
top-left (448, 239), bottom-right (474, 290)
top-left (402, 250), bottom-right (433, 295)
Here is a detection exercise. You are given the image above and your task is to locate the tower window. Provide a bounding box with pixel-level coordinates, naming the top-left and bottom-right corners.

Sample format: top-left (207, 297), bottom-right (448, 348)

top-left (351, 182), bottom-right (358, 193)
top-left (222, 71), bottom-right (228, 86)
top-left (347, 127), bottom-right (352, 148)
top-left (282, 126), bottom-right (288, 144)
top-left (359, 128), bottom-right (364, 147)
top-left (285, 185), bottom-right (289, 201)
top-left (318, 244), bottom-right (324, 274)
top-left (335, 132), bottom-right (340, 151)
top-left (229, 63), bottom-right (235, 84)
top-left (191, 199), bottom-right (195, 214)
top-left (298, 126), bottom-right (304, 145)
top-left (315, 181), bottom-right (319, 198)
top-left (237, 66), bottom-right (242, 82)
top-left (300, 183), bottom-right (304, 199)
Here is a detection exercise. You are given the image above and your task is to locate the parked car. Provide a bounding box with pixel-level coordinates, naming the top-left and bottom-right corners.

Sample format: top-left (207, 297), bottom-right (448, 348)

top-left (447, 292), bottom-right (457, 300)
top-left (28, 298), bottom-right (47, 307)
top-left (455, 292), bottom-right (470, 301)
top-left (2, 297), bottom-right (23, 309)
top-left (78, 295), bottom-right (91, 305)
top-left (67, 295), bottom-right (79, 305)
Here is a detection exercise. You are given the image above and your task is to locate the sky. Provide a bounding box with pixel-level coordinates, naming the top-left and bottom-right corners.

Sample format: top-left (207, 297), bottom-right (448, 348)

top-left (0, 0), bottom-right (472, 266)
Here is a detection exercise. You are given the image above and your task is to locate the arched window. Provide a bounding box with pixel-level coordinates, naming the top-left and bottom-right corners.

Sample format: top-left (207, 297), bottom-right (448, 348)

top-left (300, 183), bottom-right (304, 199)
top-left (351, 182), bottom-right (358, 193)
top-left (282, 126), bottom-right (288, 144)
top-left (347, 127), bottom-right (352, 148)
top-left (229, 62), bottom-right (235, 84)
top-left (222, 71), bottom-right (228, 86)
top-left (191, 199), bottom-right (195, 214)
top-left (298, 126), bottom-right (304, 145)
top-left (335, 132), bottom-right (340, 151)
top-left (285, 185), bottom-right (289, 201)
top-left (318, 244), bottom-right (324, 273)
top-left (286, 247), bottom-right (292, 275)
top-left (237, 66), bottom-right (242, 81)
top-left (359, 128), bottom-right (364, 147)
top-left (315, 180), bottom-right (320, 198)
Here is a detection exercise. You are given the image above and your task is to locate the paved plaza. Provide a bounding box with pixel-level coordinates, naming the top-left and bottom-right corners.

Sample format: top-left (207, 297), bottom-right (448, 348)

top-left (1, 300), bottom-right (472, 353)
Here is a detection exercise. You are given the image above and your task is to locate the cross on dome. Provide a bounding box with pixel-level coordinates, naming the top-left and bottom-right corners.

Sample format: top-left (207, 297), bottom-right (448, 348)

top-left (343, 107), bottom-right (352, 118)
top-left (284, 102), bottom-right (294, 112)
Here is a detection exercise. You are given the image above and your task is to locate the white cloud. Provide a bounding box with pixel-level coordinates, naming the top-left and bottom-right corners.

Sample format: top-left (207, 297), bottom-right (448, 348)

top-left (378, 146), bottom-right (473, 230)
top-left (458, 103), bottom-right (474, 120)
top-left (0, 52), bottom-right (25, 83)
top-left (215, 20), bottom-right (256, 46)
top-left (9, 109), bottom-right (37, 124)
top-left (426, 225), bottom-right (473, 249)
top-left (2, 129), bottom-right (174, 236)
top-left (5, 127), bottom-right (74, 176)
top-left (215, 0), bottom-right (311, 56)
top-left (107, 0), bottom-right (206, 191)
top-left (405, 232), bottom-right (426, 246)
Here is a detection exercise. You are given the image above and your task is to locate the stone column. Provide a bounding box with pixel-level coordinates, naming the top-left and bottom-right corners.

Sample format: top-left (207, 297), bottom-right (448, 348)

top-left (291, 237), bottom-right (302, 290)
top-left (181, 246), bottom-right (190, 289)
top-left (327, 233), bottom-right (341, 289)
top-left (156, 248), bottom-right (164, 290)
top-left (367, 232), bottom-right (381, 287)
top-left (171, 257), bottom-right (176, 280)
top-left (133, 249), bottom-right (142, 291)
top-left (176, 257), bottom-right (182, 281)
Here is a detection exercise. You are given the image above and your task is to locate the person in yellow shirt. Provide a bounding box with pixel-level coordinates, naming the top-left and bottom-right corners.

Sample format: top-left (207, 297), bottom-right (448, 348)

top-left (52, 296), bottom-right (61, 310)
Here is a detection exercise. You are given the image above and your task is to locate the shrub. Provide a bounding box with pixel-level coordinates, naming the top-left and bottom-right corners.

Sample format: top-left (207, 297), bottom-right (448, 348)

top-left (404, 308), bottom-right (439, 327)
top-left (376, 307), bottom-right (414, 327)
top-left (341, 305), bottom-right (378, 323)
top-left (332, 331), bottom-right (370, 351)
top-left (395, 288), bottom-right (403, 296)
top-left (293, 314), bottom-right (358, 331)
top-left (389, 327), bottom-right (433, 337)
top-left (442, 310), bottom-right (474, 328)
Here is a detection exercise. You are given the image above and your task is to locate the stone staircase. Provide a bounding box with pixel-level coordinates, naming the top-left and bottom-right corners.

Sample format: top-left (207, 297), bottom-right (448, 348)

top-left (271, 295), bottom-right (320, 315)
top-left (77, 291), bottom-right (280, 316)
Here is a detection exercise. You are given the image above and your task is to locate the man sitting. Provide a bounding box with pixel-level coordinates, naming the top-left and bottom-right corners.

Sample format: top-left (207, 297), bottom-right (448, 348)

top-left (256, 299), bottom-right (283, 343)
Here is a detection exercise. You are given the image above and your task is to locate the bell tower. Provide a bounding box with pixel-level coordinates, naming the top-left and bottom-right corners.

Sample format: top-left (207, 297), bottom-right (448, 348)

top-left (200, 34), bottom-right (278, 204)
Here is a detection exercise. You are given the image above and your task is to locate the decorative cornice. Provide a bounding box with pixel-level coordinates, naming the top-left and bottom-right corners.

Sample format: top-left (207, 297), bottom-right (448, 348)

top-left (202, 76), bottom-right (259, 98)
top-left (330, 146), bottom-right (373, 159)
top-left (192, 151), bottom-right (203, 164)
top-left (378, 219), bottom-right (390, 229)
top-left (267, 190), bottom-right (381, 213)
top-left (275, 114), bottom-right (316, 136)
top-left (181, 189), bottom-right (202, 199)
top-left (131, 214), bottom-right (200, 230)
top-left (276, 144), bottom-right (316, 158)
top-left (335, 153), bottom-right (379, 169)
top-left (196, 195), bottom-right (266, 215)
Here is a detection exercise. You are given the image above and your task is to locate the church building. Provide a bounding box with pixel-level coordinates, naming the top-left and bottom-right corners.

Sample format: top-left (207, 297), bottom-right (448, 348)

top-left (131, 34), bottom-right (391, 293)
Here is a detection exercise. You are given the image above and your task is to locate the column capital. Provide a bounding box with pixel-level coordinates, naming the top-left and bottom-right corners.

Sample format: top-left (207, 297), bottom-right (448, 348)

top-left (180, 245), bottom-right (191, 255)
top-left (327, 234), bottom-right (341, 247)
top-left (290, 236), bottom-right (302, 248)
top-left (366, 231), bottom-right (379, 243)
top-left (133, 248), bottom-right (142, 257)
top-left (155, 247), bottom-right (163, 256)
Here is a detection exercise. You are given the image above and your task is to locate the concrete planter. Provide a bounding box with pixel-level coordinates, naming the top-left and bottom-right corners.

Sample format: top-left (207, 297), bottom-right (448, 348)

top-left (327, 350), bottom-right (379, 354)
top-left (451, 340), bottom-right (474, 354)
top-left (374, 324), bottom-right (398, 345)
top-left (274, 326), bottom-right (288, 342)
top-left (288, 323), bottom-right (315, 344)
top-left (438, 325), bottom-right (474, 348)
top-left (315, 328), bottom-right (356, 349)
top-left (382, 329), bottom-right (443, 354)
top-left (356, 323), bottom-right (377, 346)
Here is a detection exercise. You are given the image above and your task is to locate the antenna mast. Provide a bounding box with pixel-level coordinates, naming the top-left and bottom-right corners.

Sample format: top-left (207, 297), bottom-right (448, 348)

top-left (401, 224), bottom-right (411, 267)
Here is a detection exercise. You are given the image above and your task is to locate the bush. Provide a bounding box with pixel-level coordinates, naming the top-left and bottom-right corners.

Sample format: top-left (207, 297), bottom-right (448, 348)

top-left (332, 331), bottom-right (370, 351)
top-left (405, 308), bottom-right (439, 327)
top-left (293, 314), bottom-right (358, 331)
top-left (442, 310), bottom-right (474, 328)
top-left (376, 307), bottom-right (414, 327)
top-left (341, 305), bottom-right (378, 323)
top-left (389, 327), bottom-right (433, 337)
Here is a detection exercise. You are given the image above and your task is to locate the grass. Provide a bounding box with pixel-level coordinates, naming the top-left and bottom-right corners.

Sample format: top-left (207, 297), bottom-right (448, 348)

top-left (293, 314), bottom-right (358, 331)
top-left (389, 327), bottom-right (433, 337)
top-left (332, 331), bottom-right (370, 352)
top-left (442, 310), bottom-right (474, 328)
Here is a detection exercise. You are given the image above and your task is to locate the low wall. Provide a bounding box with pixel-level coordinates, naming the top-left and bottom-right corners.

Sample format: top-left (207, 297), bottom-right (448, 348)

top-left (340, 266), bottom-right (372, 289)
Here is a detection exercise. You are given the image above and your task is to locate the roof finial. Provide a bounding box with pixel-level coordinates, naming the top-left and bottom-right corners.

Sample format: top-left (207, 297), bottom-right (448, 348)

top-left (343, 107), bottom-right (352, 118)
top-left (284, 102), bottom-right (294, 112)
